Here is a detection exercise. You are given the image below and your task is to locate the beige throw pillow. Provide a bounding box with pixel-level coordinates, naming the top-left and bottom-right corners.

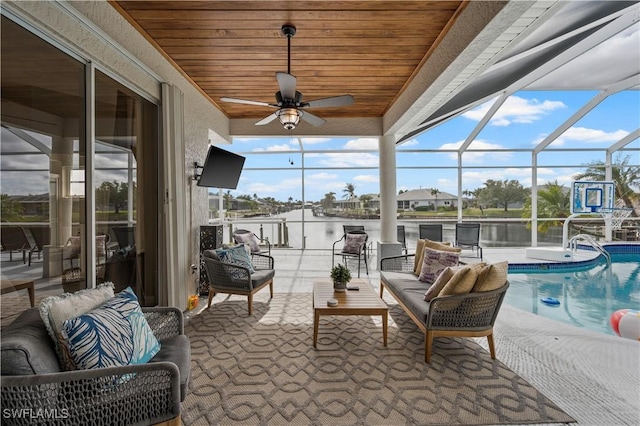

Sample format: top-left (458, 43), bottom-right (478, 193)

top-left (439, 267), bottom-right (478, 297)
top-left (424, 267), bottom-right (455, 301)
top-left (473, 261), bottom-right (508, 292)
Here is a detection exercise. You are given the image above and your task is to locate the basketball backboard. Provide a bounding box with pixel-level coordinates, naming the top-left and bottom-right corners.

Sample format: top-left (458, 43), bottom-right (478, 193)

top-left (571, 180), bottom-right (615, 214)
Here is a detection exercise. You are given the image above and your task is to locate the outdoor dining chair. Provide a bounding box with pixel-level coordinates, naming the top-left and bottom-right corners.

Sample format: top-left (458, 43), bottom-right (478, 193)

top-left (397, 225), bottom-right (408, 255)
top-left (233, 228), bottom-right (271, 256)
top-left (419, 224), bottom-right (443, 242)
top-left (332, 229), bottom-right (369, 278)
top-left (455, 223), bottom-right (483, 260)
top-left (343, 225), bottom-right (372, 255)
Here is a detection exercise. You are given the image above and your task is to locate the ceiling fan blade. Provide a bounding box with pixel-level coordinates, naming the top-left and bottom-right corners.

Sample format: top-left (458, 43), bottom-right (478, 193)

top-left (303, 94), bottom-right (354, 109)
top-left (220, 97), bottom-right (274, 107)
top-left (276, 72), bottom-right (297, 100)
top-left (300, 111), bottom-right (326, 127)
top-left (255, 112), bottom-right (278, 126)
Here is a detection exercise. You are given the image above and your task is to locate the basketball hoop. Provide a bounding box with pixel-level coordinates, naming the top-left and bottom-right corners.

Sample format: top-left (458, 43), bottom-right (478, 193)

top-left (598, 208), bottom-right (633, 230)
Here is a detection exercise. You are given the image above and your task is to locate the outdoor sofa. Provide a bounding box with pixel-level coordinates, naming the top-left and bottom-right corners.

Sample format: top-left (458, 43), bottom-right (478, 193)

top-left (379, 239), bottom-right (509, 363)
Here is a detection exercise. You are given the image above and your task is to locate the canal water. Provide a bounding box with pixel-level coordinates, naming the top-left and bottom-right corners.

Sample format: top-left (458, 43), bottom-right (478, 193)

top-left (232, 209), bottom-right (564, 250)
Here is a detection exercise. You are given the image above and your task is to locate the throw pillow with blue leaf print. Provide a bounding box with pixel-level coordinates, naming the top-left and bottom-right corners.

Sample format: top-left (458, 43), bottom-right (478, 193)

top-left (61, 287), bottom-right (160, 370)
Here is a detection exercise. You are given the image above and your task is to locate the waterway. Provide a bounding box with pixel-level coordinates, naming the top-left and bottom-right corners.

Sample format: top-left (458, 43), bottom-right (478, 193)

top-left (229, 208), bottom-right (564, 250)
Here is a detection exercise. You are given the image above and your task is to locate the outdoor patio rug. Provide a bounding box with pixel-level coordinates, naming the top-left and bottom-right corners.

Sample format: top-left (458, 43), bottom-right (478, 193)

top-left (182, 293), bottom-right (575, 425)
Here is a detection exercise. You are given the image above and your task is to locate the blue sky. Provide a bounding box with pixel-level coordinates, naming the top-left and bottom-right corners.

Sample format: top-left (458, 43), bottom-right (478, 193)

top-left (223, 89), bottom-right (639, 203)
top-left (220, 23), bottom-right (640, 204)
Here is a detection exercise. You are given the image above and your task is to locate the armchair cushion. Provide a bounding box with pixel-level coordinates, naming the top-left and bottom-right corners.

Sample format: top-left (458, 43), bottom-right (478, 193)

top-left (61, 288), bottom-right (160, 370)
top-left (343, 233), bottom-right (366, 254)
top-left (417, 247), bottom-right (460, 284)
top-left (1, 308), bottom-right (61, 375)
top-left (148, 334), bottom-right (190, 399)
top-left (39, 282), bottom-right (115, 370)
top-left (250, 269), bottom-right (276, 289)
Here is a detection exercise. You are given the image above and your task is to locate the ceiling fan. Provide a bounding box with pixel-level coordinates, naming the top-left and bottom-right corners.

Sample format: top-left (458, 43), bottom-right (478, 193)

top-left (220, 24), bottom-right (354, 130)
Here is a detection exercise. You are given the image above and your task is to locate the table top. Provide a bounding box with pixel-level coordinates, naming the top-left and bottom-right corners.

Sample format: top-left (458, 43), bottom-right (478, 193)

top-left (1, 278), bottom-right (34, 290)
top-left (313, 278), bottom-right (387, 313)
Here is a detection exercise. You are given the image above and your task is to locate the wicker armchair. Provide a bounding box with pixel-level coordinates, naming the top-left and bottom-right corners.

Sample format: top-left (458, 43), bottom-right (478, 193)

top-left (380, 254), bottom-right (508, 363)
top-left (1, 307), bottom-right (189, 426)
top-left (202, 250), bottom-right (275, 315)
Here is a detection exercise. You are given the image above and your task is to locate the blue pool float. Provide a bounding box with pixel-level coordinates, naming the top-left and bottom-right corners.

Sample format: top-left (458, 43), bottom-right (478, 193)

top-left (541, 297), bottom-right (560, 306)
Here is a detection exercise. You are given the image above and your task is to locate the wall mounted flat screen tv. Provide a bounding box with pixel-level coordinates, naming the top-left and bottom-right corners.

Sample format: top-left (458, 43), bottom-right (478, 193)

top-left (196, 145), bottom-right (245, 189)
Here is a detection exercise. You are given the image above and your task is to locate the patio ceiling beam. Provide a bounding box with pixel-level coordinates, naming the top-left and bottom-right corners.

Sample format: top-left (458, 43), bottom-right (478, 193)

top-left (458, 92), bottom-right (508, 153)
top-left (399, 2), bottom-right (639, 146)
top-left (533, 73), bottom-right (640, 154)
top-left (3, 125), bottom-right (52, 157)
top-left (607, 128), bottom-right (640, 156)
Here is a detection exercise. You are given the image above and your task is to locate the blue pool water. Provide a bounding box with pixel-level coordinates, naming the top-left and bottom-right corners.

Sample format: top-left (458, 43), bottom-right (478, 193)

top-left (506, 254), bottom-right (640, 336)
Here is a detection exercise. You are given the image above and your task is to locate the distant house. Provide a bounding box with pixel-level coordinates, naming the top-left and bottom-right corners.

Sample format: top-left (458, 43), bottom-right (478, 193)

top-left (397, 189), bottom-right (457, 211)
top-left (332, 194), bottom-right (380, 211)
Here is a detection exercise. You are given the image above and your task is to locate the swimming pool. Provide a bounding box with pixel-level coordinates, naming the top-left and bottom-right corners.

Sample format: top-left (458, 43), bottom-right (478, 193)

top-left (506, 253), bottom-right (640, 336)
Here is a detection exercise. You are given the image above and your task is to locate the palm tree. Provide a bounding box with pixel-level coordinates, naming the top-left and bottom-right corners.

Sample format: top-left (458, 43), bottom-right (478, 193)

top-left (574, 155), bottom-right (639, 216)
top-left (343, 183), bottom-right (356, 200)
top-left (322, 192), bottom-right (336, 209)
top-left (430, 188), bottom-right (440, 211)
top-left (523, 180), bottom-right (571, 232)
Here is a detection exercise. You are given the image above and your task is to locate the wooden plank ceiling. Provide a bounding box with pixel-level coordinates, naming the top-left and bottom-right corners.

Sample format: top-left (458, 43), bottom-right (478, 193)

top-left (112, 1), bottom-right (466, 123)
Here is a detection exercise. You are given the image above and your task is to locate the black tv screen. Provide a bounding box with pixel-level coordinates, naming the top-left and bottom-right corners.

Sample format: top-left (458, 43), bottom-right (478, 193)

top-left (196, 145), bottom-right (245, 189)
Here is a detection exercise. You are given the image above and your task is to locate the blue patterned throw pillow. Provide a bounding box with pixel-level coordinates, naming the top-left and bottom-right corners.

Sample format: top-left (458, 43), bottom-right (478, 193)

top-left (215, 244), bottom-right (255, 279)
top-left (61, 287), bottom-right (160, 370)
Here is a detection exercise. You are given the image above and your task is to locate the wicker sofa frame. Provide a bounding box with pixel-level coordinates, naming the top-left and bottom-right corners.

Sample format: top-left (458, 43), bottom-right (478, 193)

top-left (1, 307), bottom-right (189, 426)
top-left (380, 254), bottom-right (508, 363)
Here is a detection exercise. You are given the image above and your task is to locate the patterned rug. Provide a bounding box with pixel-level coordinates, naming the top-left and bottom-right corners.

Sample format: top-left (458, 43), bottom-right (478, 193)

top-left (183, 293), bottom-right (575, 425)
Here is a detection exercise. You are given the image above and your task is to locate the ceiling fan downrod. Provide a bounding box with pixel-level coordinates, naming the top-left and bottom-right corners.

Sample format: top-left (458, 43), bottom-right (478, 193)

top-left (281, 25), bottom-right (296, 75)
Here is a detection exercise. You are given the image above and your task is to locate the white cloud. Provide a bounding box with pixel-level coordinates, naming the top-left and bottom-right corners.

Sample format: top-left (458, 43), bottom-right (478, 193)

top-left (439, 139), bottom-right (512, 163)
top-left (343, 138), bottom-right (379, 150)
top-left (317, 152), bottom-right (379, 167)
top-left (547, 126), bottom-right (631, 147)
top-left (463, 95), bottom-right (566, 126)
top-left (253, 143), bottom-right (296, 152)
top-left (354, 174), bottom-right (379, 183)
top-left (306, 172), bottom-right (337, 180)
top-left (398, 138), bottom-right (419, 147)
top-left (246, 182), bottom-right (278, 193)
top-left (300, 137), bottom-right (331, 145)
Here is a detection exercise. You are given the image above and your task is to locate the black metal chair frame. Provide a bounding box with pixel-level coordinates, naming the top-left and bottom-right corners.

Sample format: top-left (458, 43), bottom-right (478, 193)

top-left (419, 224), bottom-right (443, 242)
top-left (397, 225), bottom-right (408, 255)
top-left (332, 230), bottom-right (369, 278)
top-left (233, 228), bottom-right (271, 256)
top-left (455, 223), bottom-right (483, 260)
top-left (342, 225), bottom-right (372, 256)
top-left (112, 226), bottom-right (136, 249)
top-left (0, 226), bottom-right (36, 265)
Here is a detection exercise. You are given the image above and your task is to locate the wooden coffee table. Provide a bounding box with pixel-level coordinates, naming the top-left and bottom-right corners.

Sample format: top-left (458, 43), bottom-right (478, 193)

top-left (313, 278), bottom-right (388, 347)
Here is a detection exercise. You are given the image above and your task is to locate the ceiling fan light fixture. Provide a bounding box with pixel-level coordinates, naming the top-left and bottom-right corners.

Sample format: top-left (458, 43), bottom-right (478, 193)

top-left (277, 107), bottom-right (301, 130)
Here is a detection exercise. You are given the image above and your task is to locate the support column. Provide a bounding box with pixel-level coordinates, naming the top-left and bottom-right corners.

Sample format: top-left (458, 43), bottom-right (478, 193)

top-left (377, 135), bottom-right (401, 267)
